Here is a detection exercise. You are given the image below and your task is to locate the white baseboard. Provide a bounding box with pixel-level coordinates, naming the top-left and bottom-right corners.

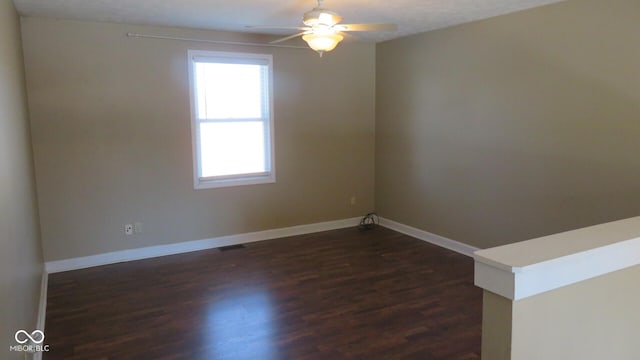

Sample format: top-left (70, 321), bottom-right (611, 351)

top-left (45, 217), bottom-right (361, 273)
top-left (379, 217), bottom-right (479, 257)
top-left (44, 216), bottom-right (479, 273)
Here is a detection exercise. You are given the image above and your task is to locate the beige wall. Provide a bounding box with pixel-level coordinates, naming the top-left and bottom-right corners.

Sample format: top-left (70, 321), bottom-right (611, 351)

top-left (0, 0), bottom-right (44, 357)
top-left (376, 0), bottom-right (640, 249)
top-left (483, 265), bottom-right (640, 359)
top-left (481, 291), bottom-right (512, 359)
top-left (21, 18), bottom-right (376, 261)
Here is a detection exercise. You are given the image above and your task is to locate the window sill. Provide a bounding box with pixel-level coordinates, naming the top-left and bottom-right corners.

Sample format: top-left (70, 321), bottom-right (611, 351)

top-left (194, 174), bottom-right (275, 190)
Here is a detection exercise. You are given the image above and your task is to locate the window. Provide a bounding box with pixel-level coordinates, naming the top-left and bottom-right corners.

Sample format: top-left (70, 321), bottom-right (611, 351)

top-left (188, 50), bottom-right (275, 189)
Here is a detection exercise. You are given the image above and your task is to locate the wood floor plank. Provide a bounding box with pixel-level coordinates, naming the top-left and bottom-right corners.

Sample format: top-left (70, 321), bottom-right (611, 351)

top-left (44, 227), bottom-right (481, 359)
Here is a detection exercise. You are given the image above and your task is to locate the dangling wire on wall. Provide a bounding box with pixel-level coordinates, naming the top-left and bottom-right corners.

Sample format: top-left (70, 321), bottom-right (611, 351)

top-left (358, 212), bottom-right (379, 231)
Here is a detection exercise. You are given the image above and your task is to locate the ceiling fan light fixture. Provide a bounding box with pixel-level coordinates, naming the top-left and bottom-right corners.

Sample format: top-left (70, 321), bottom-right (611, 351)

top-left (302, 32), bottom-right (344, 54)
top-left (256, 0), bottom-right (396, 56)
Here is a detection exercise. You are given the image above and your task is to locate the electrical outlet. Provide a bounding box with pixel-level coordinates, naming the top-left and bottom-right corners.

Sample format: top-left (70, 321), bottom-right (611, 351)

top-left (134, 222), bottom-right (143, 234)
top-left (124, 224), bottom-right (133, 235)
top-left (350, 196), bottom-right (357, 206)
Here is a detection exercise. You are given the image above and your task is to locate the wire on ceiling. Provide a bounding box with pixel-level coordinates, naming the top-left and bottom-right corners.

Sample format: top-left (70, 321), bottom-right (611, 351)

top-left (125, 32), bottom-right (308, 50)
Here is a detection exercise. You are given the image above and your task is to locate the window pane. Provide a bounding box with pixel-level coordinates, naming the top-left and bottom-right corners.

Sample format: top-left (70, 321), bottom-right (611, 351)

top-left (199, 122), bottom-right (266, 178)
top-left (195, 62), bottom-right (264, 119)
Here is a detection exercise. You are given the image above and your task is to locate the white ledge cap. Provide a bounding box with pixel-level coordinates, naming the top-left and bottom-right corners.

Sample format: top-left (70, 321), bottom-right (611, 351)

top-left (474, 216), bottom-right (640, 300)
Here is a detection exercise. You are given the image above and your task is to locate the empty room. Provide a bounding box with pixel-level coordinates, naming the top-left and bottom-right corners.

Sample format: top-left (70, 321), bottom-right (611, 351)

top-left (2, 0), bottom-right (639, 359)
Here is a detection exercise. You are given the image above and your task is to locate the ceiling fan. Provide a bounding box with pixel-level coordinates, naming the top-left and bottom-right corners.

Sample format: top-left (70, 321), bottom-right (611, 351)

top-left (248, 0), bottom-right (397, 56)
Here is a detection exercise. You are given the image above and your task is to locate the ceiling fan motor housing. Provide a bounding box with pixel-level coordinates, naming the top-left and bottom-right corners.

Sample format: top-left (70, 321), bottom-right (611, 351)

top-left (303, 8), bottom-right (343, 27)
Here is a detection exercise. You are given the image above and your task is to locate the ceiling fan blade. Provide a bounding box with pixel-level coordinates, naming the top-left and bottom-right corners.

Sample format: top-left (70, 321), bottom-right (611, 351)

top-left (246, 25), bottom-right (310, 31)
top-left (270, 31), bottom-right (310, 44)
top-left (339, 31), bottom-right (355, 40)
top-left (336, 23), bottom-right (398, 32)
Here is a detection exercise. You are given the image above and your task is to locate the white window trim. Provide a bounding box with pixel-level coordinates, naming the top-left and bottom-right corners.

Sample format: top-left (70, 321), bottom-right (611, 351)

top-left (187, 50), bottom-right (276, 190)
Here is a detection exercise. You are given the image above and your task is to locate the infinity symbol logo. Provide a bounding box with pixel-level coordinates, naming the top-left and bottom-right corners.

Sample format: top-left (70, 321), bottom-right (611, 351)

top-left (14, 330), bottom-right (45, 344)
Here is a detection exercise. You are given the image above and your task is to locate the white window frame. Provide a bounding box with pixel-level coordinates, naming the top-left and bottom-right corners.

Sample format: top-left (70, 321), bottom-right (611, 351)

top-left (188, 50), bottom-right (275, 190)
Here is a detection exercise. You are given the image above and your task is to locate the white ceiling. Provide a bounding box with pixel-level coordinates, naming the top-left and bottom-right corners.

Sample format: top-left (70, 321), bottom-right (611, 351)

top-left (12, 0), bottom-right (564, 42)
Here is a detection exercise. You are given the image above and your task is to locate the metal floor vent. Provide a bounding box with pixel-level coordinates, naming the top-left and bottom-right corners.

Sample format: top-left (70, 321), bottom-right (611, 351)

top-left (218, 244), bottom-right (246, 251)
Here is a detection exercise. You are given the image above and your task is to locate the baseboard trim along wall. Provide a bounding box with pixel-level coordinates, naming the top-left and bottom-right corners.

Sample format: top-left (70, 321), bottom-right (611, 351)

top-left (379, 217), bottom-right (480, 257)
top-left (45, 217), bottom-right (362, 273)
top-left (45, 216), bottom-right (482, 273)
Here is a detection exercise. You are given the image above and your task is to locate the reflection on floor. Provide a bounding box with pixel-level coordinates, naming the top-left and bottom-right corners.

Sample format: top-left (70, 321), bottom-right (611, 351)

top-left (44, 227), bottom-right (482, 359)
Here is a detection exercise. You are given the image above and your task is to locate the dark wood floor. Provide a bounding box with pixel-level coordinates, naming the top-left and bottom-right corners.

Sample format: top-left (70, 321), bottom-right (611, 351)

top-left (44, 227), bottom-right (482, 359)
